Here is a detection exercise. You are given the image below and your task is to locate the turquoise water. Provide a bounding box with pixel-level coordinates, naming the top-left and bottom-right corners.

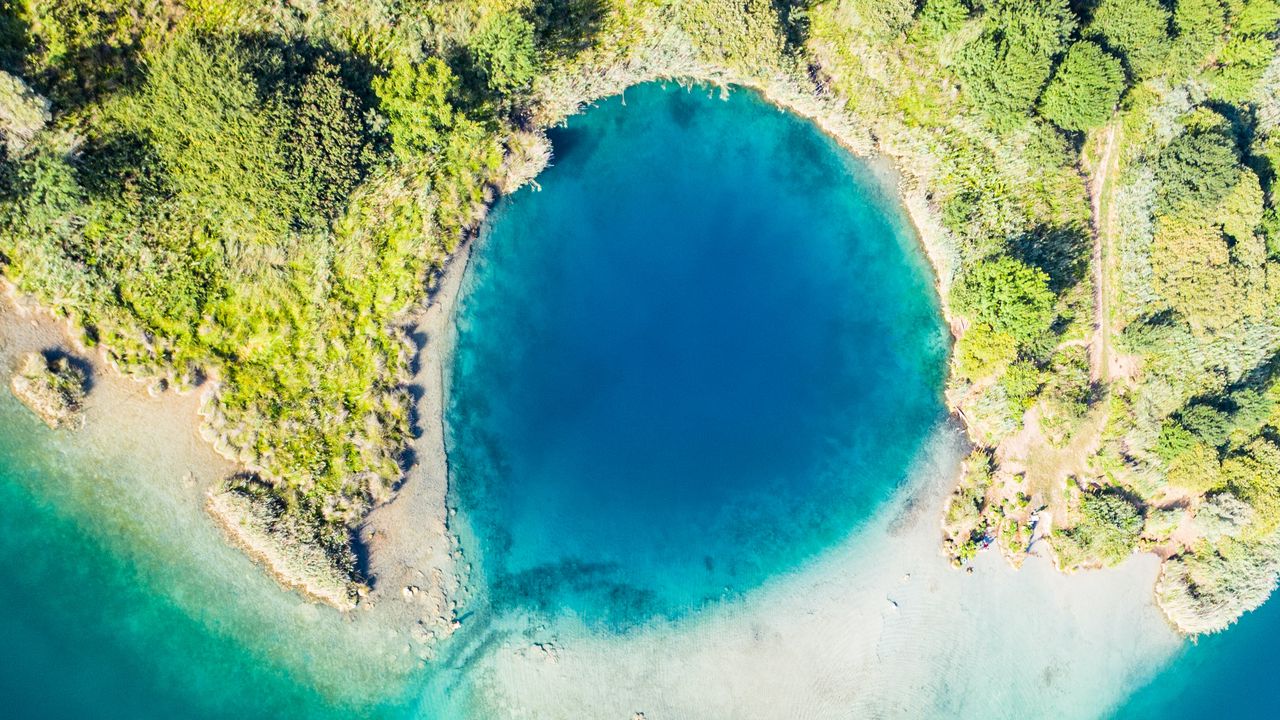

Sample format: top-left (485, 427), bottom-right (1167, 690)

top-left (1117, 597), bottom-right (1280, 717)
top-left (446, 83), bottom-right (948, 625)
top-left (0, 398), bottom-right (414, 719)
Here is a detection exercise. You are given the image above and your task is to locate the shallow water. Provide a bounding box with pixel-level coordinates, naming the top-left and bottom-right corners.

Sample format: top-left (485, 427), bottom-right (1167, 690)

top-left (446, 83), bottom-right (948, 625)
top-left (0, 82), bottom-right (1253, 718)
top-left (0, 390), bottom-right (413, 719)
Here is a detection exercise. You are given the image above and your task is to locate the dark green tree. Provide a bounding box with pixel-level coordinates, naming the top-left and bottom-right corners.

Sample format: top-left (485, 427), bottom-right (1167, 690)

top-left (281, 59), bottom-right (371, 221)
top-left (469, 13), bottom-right (537, 96)
top-left (956, 0), bottom-right (1077, 126)
top-left (952, 256), bottom-right (1057, 344)
top-left (1038, 41), bottom-right (1125, 131)
top-left (1172, 0), bottom-right (1227, 69)
top-left (1154, 117), bottom-right (1240, 215)
top-left (1084, 0), bottom-right (1171, 79)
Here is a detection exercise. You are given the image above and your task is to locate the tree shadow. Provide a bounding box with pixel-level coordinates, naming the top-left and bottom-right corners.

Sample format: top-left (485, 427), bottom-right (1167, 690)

top-left (532, 0), bottom-right (611, 59)
top-left (39, 347), bottom-right (94, 393)
top-left (1009, 223), bottom-right (1092, 293)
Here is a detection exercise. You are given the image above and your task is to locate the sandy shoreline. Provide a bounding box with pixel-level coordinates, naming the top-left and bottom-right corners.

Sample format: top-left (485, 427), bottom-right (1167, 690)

top-left (357, 237), bottom-right (477, 637)
top-left (461, 423), bottom-right (1180, 719)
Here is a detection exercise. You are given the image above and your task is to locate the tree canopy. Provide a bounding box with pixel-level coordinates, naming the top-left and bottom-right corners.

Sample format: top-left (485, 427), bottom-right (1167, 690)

top-left (1038, 41), bottom-right (1125, 131)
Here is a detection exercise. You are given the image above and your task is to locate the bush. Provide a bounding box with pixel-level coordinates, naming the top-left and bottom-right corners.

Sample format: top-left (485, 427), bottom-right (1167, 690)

top-left (1040, 345), bottom-right (1097, 445)
top-left (1166, 442), bottom-right (1225, 493)
top-left (1038, 41), bottom-right (1125, 131)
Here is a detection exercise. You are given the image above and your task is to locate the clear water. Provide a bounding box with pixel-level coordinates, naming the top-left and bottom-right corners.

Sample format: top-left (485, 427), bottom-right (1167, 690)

top-left (0, 396), bottom-right (414, 720)
top-left (1117, 593), bottom-right (1280, 717)
top-left (445, 83), bottom-right (948, 626)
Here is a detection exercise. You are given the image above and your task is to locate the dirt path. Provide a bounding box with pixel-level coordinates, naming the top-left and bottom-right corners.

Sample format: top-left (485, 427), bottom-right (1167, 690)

top-left (1087, 124), bottom-right (1120, 385)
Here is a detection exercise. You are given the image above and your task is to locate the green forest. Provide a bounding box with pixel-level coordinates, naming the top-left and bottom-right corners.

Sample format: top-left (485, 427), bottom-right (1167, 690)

top-left (0, 0), bottom-right (1277, 626)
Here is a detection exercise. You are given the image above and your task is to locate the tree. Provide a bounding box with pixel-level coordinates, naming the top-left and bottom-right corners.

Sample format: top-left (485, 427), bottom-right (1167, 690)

top-left (1172, 0), bottom-right (1227, 70)
top-left (956, 0), bottom-right (1077, 125)
top-left (469, 13), bottom-right (537, 96)
top-left (1057, 490), bottom-right (1144, 566)
top-left (1038, 41), bottom-right (1125, 131)
top-left (282, 59), bottom-right (370, 221)
top-left (1154, 119), bottom-right (1240, 216)
top-left (1084, 0), bottom-right (1171, 79)
top-left (955, 322), bottom-right (1018, 379)
top-left (913, 0), bottom-right (971, 42)
top-left (372, 57), bottom-right (459, 161)
top-left (1224, 438), bottom-right (1280, 535)
top-left (951, 256), bottom-right (1057, 344)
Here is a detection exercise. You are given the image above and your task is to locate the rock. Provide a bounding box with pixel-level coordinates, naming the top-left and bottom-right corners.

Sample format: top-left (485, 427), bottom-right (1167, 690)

top-left (9, 352), bottom-right (87, 430)
top-left (410, 621), bottom-right (434, 644)
top-left (402, 585), bottom-right (420, 601)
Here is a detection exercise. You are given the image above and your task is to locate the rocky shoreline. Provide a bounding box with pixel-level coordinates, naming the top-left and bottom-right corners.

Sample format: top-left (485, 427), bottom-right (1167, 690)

top-left (10, 351), bottom-right (87, 431)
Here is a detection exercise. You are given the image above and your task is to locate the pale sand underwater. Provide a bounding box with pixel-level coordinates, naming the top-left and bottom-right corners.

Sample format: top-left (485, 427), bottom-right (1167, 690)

top-left (0, 290), bottom-right (1182, 718)
top-left (0, 295), bottom-right (423, 709)
top-left (453, 425), bottom-right (1181, 719)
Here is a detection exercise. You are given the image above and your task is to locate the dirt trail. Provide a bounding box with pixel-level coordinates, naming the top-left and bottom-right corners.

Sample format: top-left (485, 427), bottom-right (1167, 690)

top-left (1087, 124), bottom-right (1120, 385)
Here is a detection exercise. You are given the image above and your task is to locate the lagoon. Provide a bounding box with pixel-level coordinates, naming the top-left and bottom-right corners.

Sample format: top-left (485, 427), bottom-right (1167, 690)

top-left (446, 82), bottom-right (948, 625)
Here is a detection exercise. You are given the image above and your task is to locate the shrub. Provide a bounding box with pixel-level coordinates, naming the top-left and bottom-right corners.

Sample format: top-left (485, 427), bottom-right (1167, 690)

top-left (1166, 442), bottom-right (1225, 493)
top-left (1040, 345), bottom-right (1097, 445)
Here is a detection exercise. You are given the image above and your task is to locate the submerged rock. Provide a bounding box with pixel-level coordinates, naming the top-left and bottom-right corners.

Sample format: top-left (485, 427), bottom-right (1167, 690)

top-left (10, 352), bottom-right (87, 430)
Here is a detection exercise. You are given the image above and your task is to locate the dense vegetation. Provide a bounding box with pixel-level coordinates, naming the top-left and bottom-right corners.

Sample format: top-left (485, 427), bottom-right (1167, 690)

top-left (0, 0), bottom-right (1277, 625)
top-left (0, 0), bottom-right (557, 593)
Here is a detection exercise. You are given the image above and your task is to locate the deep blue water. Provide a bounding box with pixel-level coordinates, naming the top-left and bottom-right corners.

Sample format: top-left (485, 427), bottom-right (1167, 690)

top-left (446, 83), bottom-right (948, 625)
top-left (1117, 597), bottom-right (1280, 717)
